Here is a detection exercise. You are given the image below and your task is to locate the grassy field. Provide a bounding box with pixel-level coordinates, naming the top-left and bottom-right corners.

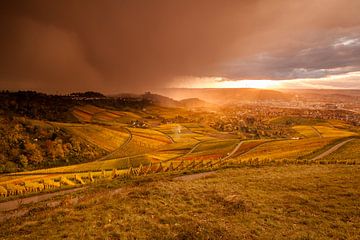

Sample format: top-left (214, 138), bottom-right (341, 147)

top-left (1, 165), bottom-right (359, 239)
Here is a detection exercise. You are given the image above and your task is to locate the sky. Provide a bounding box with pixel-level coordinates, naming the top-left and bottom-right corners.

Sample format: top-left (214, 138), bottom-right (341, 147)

top-left (0, 0), bottom-right (360, 93)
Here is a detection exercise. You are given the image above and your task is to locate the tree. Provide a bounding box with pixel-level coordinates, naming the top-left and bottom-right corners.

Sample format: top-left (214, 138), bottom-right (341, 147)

top-left (4, 161), bottom-right (17, 173)
top-left (0, 153), bottom-right (5, 164)
top-left (24, 142), bottom-right (43, 164)
top-left (19, 154), bottom-right (28, 168)
top-left (46, 139), bottom-right (64, 161)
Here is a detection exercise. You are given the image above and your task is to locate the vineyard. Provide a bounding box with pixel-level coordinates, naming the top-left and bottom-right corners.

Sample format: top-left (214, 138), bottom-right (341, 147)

top-left (2, 147), bottom-right (359, 200)
top-left (234, 137), bottom-right (335, 161)
top-left (60, 124), bottom-right (130, 152)
top-left (72, 105), bottom-right (104, 122)
top-left (292, 125), bottom-right (321, 138)
top-left (72, 105), bottom-right (142, 124)
top-left (0, 104), bottom-right (359, 201)
top-left (312, 125), bottom-right (356, 138)
top-left (0, 159), bottom-right (228, 199)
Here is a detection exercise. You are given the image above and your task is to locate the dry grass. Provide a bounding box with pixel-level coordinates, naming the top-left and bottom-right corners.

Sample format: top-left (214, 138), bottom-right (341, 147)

top-left (1, 165), bottom-right (359, 239)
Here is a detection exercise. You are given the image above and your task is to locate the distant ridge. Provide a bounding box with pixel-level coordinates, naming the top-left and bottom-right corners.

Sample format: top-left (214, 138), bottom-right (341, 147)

top-left (154, 88), bottom-right (290, 104)
top-left (178, 98), bottom-right (214, 108)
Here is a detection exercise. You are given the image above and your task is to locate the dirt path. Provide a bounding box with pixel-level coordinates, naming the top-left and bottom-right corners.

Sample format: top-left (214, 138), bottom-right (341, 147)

top-left (173, 171), bottom-right (216, 181)
top-left (311, 138), bottom-right (354, 161)
top-left (220, 141), bottom-right (243, 161)
top-left (172, 139), bottom-right (241, 163)
top-left (99, 127), bottom-right (133, 160)
top-left (0, 187), bottom-right (86, 212)
top-left (161, 140), bottom-right (204, 163)
top-left (182, 140), bottom-right (207, 157)
top-left (153, 129), bottom-right (175, 143)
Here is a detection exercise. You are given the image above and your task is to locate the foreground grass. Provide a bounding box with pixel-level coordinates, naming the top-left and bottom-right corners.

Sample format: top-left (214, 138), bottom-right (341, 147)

top-left (1, 165), bottom-right (359, 239)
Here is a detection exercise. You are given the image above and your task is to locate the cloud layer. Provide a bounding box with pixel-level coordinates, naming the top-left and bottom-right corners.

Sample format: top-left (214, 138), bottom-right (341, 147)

top-left (0, 0), bottom-right (360, 93)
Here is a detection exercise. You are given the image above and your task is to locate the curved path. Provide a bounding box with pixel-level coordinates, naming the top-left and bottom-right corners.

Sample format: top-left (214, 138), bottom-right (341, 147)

top-left (220, 141), bottom-right (243, 161)
top-left (153, 129), bottom-right (175, 144)
top-left (161, 140), bottom-right (203, 163)
top-left (311, 138), bottom-right (354, 161)
top-left (174, 171), bottom-right (216, 181)
top-left (99, 127), bottom-right (133, 161)
top-left (182, 140), bottom-right (207, 157)
top-left (163, 139), bottom-right (238, 163)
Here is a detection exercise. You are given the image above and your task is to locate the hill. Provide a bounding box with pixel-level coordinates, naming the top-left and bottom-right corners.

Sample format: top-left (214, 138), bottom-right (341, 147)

top-left (141, 92), bottom-right (181, 108)
top-left (178, 98), bottom-right (214, 108)
top-left (155, 88), bottom-right (291, 104)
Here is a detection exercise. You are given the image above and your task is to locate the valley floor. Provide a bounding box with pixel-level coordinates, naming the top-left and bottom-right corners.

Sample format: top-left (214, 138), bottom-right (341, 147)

top-left (1, 165), bottom-right (359, 240)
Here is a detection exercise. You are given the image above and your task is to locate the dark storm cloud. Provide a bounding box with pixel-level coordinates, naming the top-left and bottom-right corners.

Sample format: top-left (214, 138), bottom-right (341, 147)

top-left (0, 17), bottom-right (103, 92)
top-left (0, 0), bottom-right (360, 93)
top-left (222, 30), bottom-right (360, 80)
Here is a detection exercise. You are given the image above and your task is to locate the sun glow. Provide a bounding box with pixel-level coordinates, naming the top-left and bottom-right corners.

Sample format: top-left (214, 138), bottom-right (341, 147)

top-left (214, 80), bottom-right (279, 89)
top-left (170, 71), bottom-right (360, 90)
top-left (170, 77), bottom-right (280, 89)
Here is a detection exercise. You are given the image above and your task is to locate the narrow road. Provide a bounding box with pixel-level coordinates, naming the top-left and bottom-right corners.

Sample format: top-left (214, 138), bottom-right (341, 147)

top-left (182, 140), bottom-right (207, 157)
top-left (0, 187), bottom-right (86, 213)
top-left (311, 138), bottom-right (354, 161)
top-left (99, 127), bottom-right (133, 161)
top-left (174, 171), bottom-right (216, 181)
top-left (220, 141), bottom-right (243, 161)
top-left (153, 129), bottom-right (175, 143)
top-left (161, 140), bottom-right (204, 163)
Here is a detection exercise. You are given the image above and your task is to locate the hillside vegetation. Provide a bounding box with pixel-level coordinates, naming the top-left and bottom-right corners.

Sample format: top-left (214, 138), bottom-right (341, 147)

top-left (0, 117), bottom-right (105, 172)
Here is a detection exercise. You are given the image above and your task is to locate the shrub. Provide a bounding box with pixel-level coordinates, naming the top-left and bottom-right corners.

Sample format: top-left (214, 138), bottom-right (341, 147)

top-left (24, 181), bottom-right (45, 192)
top-left (6, 184), bottom-right (26, 195)
top-left (74, 174), bottom-right (85, 184)
top-left (88, 172), bottom-right (94, 182)
top-left (43, 179), bottom-right (61, 188)
top-left (0, 185), bottom-right (7, 197)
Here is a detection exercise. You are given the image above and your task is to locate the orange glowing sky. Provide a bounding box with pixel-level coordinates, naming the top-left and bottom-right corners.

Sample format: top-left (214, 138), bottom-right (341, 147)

top-left (170, 71), bottom-right (360, 90)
